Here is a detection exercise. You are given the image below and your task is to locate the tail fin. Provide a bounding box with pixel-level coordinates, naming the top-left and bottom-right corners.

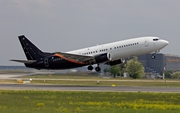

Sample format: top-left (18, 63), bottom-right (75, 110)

top-left (18, 35), bottom-right (47, 60)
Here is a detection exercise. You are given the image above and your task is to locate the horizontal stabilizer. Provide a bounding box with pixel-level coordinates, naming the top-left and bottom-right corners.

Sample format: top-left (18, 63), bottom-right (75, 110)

top-left (10, 59), bottom-right (36, 64)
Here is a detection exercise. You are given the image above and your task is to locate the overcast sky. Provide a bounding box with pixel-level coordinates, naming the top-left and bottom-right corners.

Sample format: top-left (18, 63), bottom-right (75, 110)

top-left (0, 0), bottom-right (180, 65)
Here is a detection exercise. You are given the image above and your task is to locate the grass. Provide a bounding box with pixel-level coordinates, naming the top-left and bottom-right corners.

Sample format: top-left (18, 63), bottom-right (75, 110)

top-left (21, 73), bottom-right (102, 79)
top-left (1, 72), bottom-right (180, 112)
top-left (0, 80), bottom-right (17, 84)
top-left (18, 73), bottom-right (180, 87)
top-left (0, 70), bottom-right (30, 74)
top-left (1, 73), bottom-right (180, 87)
top-left (0, 90), bottom-right (180, 113)
top-left (28, 79), bottom-right (180, 87)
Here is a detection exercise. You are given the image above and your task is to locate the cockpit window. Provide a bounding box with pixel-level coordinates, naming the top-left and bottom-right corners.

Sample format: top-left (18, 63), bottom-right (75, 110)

top-left (153, 38), bottom-right (159, 41)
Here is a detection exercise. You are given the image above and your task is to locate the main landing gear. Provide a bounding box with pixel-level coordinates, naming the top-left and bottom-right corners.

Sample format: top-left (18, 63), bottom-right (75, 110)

top-left (87, 65), bottom-right (93, 71)
top-left (95, 67), bottom-right (101, 72)
top-left (87, 64), bottom-right (101, 72)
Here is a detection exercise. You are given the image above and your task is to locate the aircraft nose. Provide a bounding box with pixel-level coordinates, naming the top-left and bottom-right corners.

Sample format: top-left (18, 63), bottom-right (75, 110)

top-left (159, 39), bottom-right (169, 48)
top-left (162, 40), bottom-right (169, 46)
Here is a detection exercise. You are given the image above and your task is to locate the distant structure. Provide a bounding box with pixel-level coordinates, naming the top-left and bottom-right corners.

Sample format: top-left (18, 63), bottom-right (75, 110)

top-left (77, 53), bottom-right (180, 78)
top-left (138, 53), bottom-right (180, 77)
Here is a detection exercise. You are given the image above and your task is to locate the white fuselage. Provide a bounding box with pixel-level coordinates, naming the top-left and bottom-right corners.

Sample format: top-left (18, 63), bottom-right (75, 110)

top-left (67, 36), bottom-right (169, 61)
top-left (12, 35), bottom-right (169, 71)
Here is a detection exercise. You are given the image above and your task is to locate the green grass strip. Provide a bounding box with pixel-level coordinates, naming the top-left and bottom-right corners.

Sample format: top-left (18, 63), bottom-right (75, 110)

top-left (0, 90), bottom-right (180, 113)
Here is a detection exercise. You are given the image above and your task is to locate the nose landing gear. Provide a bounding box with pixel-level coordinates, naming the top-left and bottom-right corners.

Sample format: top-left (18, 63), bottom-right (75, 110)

top-left (151, 50), bottom-right (161, 59)
top-left (151, 54), bottom-right (156, 59)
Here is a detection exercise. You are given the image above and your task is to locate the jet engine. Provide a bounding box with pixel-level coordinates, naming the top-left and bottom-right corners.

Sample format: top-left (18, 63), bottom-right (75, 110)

top-left (94, 53), bottom-right (112, 63)
top-left (106, 59), bottom-right (125, 66)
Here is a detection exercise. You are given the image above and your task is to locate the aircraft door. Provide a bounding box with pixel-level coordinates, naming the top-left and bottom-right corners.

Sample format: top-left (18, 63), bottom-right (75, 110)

top-left (144, 39), bottom-right (149, 47)
top-left (44, 58), bottom-right (49, 67)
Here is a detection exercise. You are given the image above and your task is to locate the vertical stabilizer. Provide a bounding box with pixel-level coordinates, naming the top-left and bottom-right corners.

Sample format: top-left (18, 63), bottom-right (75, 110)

top-left (18, 35), bottom-right (46, 60)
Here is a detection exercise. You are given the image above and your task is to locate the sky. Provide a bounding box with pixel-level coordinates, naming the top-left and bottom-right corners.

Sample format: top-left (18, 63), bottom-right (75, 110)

top-left (0, 0), bottom-right (180, 65)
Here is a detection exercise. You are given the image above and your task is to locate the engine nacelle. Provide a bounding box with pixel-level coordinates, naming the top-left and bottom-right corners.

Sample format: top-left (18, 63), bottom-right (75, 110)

top-left (95, 53), bottom-right (111, 63)
top-left (106, 59), bottom-right (125, 66)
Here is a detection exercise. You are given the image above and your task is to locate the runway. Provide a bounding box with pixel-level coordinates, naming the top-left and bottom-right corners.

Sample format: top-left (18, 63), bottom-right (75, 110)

top-left (0, 84), bottom-right (180, 92)
top-left (1, 74), bottom-right (180, 92)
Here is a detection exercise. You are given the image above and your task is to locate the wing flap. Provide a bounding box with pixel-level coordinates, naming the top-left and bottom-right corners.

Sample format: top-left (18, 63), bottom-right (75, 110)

top-left (53, 52), bottom-right (94, 64)
top-left (10, 59), bottom-right (36, 64)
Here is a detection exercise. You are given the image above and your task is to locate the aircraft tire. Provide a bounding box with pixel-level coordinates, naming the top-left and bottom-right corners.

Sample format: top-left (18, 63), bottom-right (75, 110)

top-left (88, 65), bottom-right (93, 70)
top-left (95, 67), bottom-right (101, 72)
top-left (151, 55), bottom-right (156, 59)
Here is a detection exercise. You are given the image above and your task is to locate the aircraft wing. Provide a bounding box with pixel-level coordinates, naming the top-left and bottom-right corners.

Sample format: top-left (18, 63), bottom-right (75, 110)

top-left (11, 52), bottom-right (95, 65)
top-left (53, 52), bottom-right (94, 64)
top-left (10, 59), bottom-right (36, 64)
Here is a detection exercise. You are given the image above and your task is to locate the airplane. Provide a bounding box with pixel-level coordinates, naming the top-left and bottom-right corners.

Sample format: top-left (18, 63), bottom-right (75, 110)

top-left (10, 35), bottom-right (169, 72)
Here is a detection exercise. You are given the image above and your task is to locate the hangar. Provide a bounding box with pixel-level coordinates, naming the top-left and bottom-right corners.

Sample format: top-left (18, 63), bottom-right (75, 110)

top-left (138, 53), bottom-right (180, 75)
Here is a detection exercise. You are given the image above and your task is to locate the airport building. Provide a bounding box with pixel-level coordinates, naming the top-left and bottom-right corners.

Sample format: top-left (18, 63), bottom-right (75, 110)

top-left (79, 53), bottom-right (180, 78)
top-left (138, 53), bottom-right (180, 76)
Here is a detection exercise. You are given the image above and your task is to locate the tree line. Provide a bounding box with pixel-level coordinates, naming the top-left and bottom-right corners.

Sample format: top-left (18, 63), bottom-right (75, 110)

top-left (104, 57), bottom-right (144, 79)
top-left (104, 56), bottom-right (180, 79)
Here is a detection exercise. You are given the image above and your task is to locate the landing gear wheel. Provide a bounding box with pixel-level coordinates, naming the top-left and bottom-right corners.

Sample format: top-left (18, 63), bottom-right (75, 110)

top-left (151, 55), bottom-right (156, 59)
top-left (88, 65), bottom-right (93, 70)
top-left (95, 67), bottom-right (101, 72)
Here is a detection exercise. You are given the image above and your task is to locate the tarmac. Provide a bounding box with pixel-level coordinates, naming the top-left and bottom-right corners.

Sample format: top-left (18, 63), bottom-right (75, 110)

top-left (0, 84), bottom-right (179, 92)
top-left (0, 74), bottom-right (180, 92)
